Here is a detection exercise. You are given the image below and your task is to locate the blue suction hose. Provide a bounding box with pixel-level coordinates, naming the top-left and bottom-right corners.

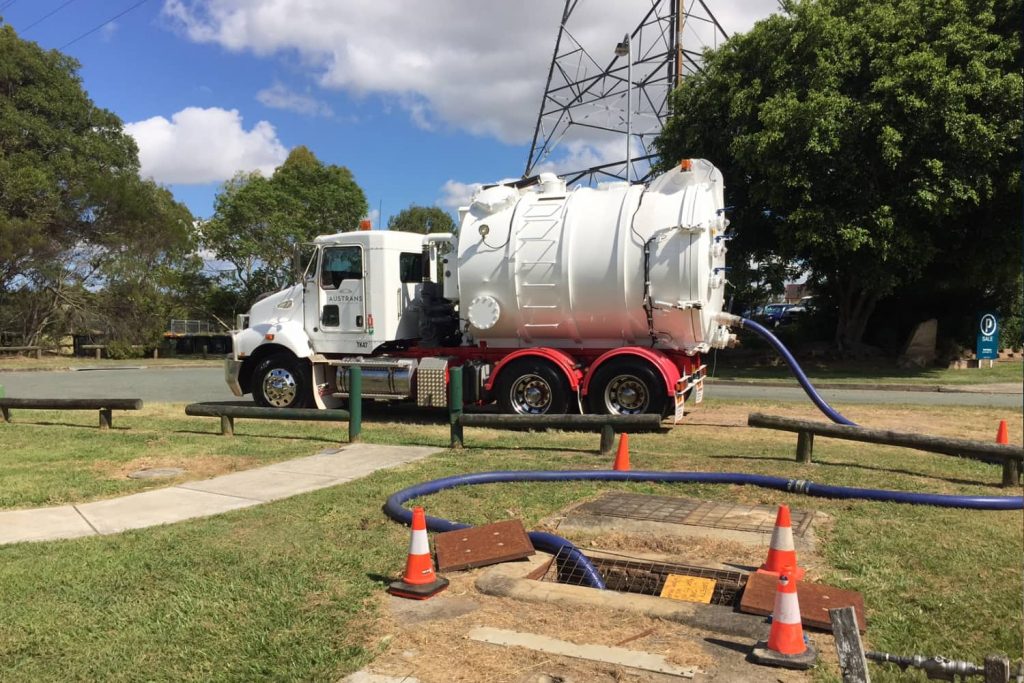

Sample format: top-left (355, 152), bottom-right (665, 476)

top-left (385, 471), bottom-right (1023, 589)
top-left (736, 316), bottom-right (856, 425)
top-left (382, 315), bottom-right (1019, 589)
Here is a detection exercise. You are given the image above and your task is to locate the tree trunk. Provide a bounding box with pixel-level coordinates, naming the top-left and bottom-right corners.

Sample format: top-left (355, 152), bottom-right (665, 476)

top-left (834, 278), bottom-right (879, 352)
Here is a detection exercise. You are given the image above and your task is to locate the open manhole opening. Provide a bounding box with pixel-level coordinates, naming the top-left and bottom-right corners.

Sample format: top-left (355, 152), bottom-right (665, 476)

top-left (537, 547), bottom-right (748, 607)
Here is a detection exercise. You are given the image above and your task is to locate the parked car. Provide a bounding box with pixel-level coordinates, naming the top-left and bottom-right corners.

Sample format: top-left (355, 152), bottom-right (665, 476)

top-left (760, 303), bottom-right (793, 326)
top-left (777, 305), bottom-right (806, 326)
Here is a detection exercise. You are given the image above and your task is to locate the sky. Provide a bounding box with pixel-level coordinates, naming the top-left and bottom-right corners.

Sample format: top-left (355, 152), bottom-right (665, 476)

top-left (2, 0), bottom-right (780, 227)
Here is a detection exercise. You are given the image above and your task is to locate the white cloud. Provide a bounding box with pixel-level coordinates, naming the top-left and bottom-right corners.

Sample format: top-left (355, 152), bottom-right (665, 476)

top-left (366, 208), bottom-right (380, 228)
top-left (125, 107), bottom-right (289, 184)
top-left (438, 180), bottom-right (483, 211)
top-left (101, 21), bottom-right (119, 42)
top-left (161, 1), bottom-right (779, 146)
top-left (256, 82), bottom-right (334, 117)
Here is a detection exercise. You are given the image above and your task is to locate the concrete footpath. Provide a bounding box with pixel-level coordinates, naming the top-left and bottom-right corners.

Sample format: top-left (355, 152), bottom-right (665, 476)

top-left (0, 443), bottom-right (439, 546)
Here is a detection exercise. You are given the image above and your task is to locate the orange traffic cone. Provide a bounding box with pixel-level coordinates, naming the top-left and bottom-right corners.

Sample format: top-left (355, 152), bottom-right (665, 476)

top-left (758, 505), bottom-right (805, 580)
top-left (388, 506), bottom-right (449, 600)
top-left (750, 571), bottom-right (817, 669)
top-left (613, 433), bottom-right (631, 471)
top-left (997, 420), bottom-right (1009, 445)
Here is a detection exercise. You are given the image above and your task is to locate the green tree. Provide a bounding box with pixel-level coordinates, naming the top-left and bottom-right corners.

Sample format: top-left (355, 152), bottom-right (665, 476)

top-left (656, 0), bottom-right (1021, 350)
top-left (0, 24), bottom-right (199, 346)
top-left (202, 146), bottom-right (368, 303)
top-left (387, 205), bottom-right (455, 234)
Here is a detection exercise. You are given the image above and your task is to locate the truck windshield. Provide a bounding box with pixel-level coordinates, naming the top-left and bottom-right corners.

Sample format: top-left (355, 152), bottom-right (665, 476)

top-left (320, 246), bottom-right (362, 289)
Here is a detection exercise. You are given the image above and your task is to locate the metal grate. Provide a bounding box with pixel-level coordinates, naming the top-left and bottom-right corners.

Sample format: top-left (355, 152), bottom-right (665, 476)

top-left (539, 546), bottom-right (747, 607)
top-left (574, 492), bottom-right (814, 537)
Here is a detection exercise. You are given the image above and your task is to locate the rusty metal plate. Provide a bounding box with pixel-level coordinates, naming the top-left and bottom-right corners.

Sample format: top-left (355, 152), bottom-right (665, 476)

top-left (575, 492), bottom-right (815, 537)
top-left (435, 519), bottom-right (535, 572)
top-left (739, 570), bottom-right (867, 632)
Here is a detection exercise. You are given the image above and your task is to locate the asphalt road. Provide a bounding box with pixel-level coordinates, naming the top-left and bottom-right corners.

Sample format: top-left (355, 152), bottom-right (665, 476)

top-left (0, 366), bottom-right (1021, 408)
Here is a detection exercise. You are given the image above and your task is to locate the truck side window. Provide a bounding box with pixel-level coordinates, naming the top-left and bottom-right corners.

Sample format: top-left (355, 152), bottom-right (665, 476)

top-left (320, 246), bottom-right (362, 289)
top-left (399, 252), bottom-right (421, 283)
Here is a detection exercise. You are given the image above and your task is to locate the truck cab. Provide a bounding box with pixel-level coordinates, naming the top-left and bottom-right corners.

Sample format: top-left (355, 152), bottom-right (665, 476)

top-left (226, 230), bottom-right (445, 407)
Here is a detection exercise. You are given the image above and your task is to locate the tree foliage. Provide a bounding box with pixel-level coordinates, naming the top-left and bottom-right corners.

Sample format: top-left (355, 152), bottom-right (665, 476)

top-left (656, 0), bottom-right (1021, 350)
top-left (0, 25), bottom-right (198, 346)
top-left (387, 205), bottom-right (456, 234)
top-left (203, 146), bottom-right (368, 303)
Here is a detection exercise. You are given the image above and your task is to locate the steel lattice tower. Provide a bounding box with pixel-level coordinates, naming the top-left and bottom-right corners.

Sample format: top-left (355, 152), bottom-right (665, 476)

top-left (524, 0), bottom-right (729, 185)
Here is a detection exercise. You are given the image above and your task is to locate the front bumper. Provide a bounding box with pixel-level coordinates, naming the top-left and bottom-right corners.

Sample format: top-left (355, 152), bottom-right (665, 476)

top-left (225, 358), bottom-right (244, 397)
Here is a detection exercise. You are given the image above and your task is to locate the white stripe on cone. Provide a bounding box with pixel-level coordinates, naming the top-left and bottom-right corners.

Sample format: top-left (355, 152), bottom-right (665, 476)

top-left (769, 523), bottom-right (795, 551)
top-left (773, 587), bottom-right (801, 624)
top-left (408, 528), bottom-right (430, 556)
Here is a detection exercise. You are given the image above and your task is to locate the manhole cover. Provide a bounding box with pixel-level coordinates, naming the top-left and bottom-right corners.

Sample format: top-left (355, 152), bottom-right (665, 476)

top-left (128, 467), bottom-right (185, 480)
top-left (435, 520), bottom-right (535, 572)
top-left (574, 492), bottom-right (814, 537)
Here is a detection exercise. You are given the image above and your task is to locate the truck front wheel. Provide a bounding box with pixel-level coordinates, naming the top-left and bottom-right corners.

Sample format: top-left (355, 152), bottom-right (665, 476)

top-left (587, 360), bottom-right (667, 417)
top-left (496, 359), bottom-right (570, 415)
top-left (253, 354), bottom-right (312, 409)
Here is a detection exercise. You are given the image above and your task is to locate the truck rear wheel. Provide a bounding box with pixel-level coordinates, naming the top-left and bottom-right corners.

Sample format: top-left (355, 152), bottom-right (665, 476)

top-left (253, 354), bottom-right (312, 409)
top-left (587, 360), bottom-right (667, 417)
top-left (496, 359), bottom-right (570, 415)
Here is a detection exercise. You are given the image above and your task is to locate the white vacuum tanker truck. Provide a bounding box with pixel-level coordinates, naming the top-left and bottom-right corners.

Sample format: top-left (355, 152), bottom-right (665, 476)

top-left (225, 158), bottom-right (738, 420)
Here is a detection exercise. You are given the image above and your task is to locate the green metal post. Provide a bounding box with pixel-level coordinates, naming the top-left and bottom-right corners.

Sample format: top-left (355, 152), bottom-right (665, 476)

top-left (449, 365), bottom-right (463, 449)
top-left (348, 366), bottom-right (362, 443)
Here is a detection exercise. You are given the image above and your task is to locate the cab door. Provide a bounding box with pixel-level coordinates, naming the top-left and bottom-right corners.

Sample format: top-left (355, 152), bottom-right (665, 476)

top-left (315, 244), bottom-right (366, 340)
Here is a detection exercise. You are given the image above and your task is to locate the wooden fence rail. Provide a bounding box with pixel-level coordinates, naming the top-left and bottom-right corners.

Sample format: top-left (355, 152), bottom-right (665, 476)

top-left (747, 412), bottom-right (1023, 487)
top-left (448, 366), bottom-right (663, 452)
top-left (0, 397), bottom-right (143, 429)
top-left (185, 367), bottom-right (362, 442)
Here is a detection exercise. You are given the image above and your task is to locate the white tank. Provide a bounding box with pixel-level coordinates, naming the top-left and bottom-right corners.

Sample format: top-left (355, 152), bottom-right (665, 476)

top-left (453, 160), bottom-right (731, 354)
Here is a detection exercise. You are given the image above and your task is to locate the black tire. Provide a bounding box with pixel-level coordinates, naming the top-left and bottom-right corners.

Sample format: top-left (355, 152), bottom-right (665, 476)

top-left (252, 354), bottom-right (312, 408)
top-left (496, 359), bottom-right (570, 415)
top-left (587, 359), bottom-right (668, 416)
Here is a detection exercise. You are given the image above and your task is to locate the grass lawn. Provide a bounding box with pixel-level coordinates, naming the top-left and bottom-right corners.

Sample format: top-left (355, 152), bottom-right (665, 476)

top-left (0, 404), bottom-right (357, 509)
top-left (0, 399), bottom-right (1020, 682)
top-left (707, 354), bottom-right (1024, 386)
top-left (0, 355), bottom-right (222, 372)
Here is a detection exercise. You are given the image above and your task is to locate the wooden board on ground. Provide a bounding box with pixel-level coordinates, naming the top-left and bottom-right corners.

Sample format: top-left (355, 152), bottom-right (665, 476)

top-left (435, 520), bottom-right (535, 572)
top-left (739, 571), bottom-right (866, 632)
top-left (467, 627), bottom-right (697, 678)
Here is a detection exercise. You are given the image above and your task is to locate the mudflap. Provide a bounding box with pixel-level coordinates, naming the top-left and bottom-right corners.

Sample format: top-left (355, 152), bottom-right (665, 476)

top-left (674, 380), bottom-right (686, 424)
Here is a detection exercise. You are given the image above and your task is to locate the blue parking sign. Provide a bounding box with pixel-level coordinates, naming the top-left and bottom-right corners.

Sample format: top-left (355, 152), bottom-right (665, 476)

top-left (976, 313), bottom-right (999, 360)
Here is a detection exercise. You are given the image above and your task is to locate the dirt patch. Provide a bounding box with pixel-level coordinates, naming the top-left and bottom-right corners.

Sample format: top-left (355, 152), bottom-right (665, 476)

top-left (571, 531), bottom-right (767, 570)
top-left (94, 455), bottom-right (261, 481)
top-left (363, 562), bottom-right (821, 683)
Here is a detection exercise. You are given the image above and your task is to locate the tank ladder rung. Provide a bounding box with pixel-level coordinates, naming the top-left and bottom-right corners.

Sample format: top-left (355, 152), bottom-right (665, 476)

top-left (520, 283), bottom-right (556, 288)
top-left (518, 261), bottom-right (557, 266)
top-left (523, 323), bottom-right (560, 328)
top-left (522, 304), bottom-right (557, 309)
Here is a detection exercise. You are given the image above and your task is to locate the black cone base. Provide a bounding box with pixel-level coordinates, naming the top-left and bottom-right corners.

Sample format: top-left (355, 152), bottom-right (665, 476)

top-left (749, 641), bottom-right (817, 670)
top-left (387, 576), bottom-right (449, 600)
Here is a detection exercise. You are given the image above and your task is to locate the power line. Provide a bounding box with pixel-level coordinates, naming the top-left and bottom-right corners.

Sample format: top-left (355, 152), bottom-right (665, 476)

top-left (0, 0), bottom-right (19, 13)
top-left (59, 0), bottom-right (151, 49)
top-left (22, 0), bottom-right (80, 34)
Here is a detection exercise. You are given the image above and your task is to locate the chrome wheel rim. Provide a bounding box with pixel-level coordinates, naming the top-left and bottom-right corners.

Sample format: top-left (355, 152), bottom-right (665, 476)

top-left (510, 374), bottom-right (553, 414)
top-left (603, 374), bottom-right (649, 414)
top-left (263, 368), bottom-right (297, 407)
